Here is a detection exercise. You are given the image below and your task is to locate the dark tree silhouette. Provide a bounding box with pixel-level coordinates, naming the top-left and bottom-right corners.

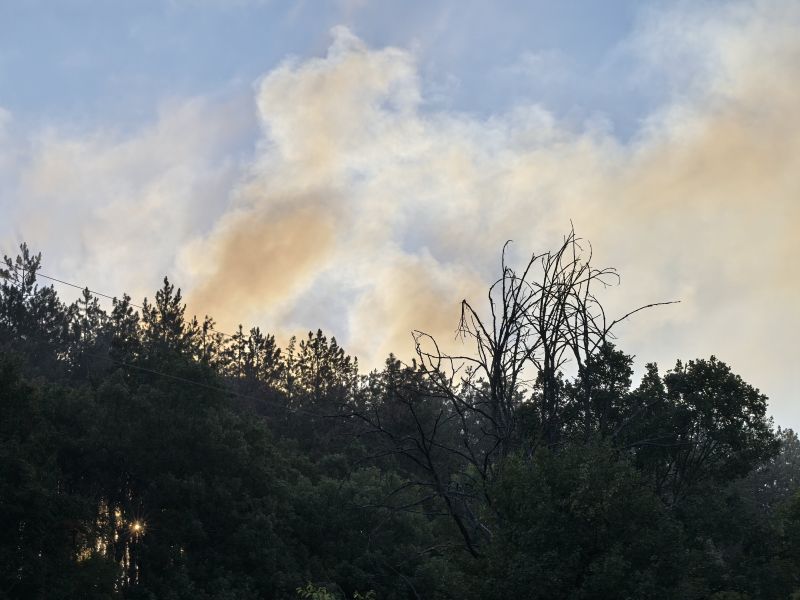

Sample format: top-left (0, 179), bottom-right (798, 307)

top-left (353, 229), bottom-right (680, 555)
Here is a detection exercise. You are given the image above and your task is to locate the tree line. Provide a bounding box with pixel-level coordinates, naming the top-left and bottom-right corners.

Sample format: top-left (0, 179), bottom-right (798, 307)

top-left (0, 235), bottom-right (798, 599)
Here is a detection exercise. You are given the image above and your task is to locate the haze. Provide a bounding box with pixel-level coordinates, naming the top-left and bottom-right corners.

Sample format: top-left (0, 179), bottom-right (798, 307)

top-left (1, 0), bottom-right (797, 426)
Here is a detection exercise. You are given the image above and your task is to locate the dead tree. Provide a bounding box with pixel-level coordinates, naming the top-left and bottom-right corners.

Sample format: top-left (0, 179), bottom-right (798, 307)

top-left (353, 228), bottom-right (677, 555)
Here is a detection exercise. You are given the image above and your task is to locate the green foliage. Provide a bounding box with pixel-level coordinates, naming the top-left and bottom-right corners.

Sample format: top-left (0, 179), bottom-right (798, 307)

top-left (0, 243), bottom-right (795, 599)
top-left (475, 443), bottom-right (687, 600)
top-left (297, 583), bottom-right (338, 600)
top-left (296, 583), bottom-right (376, 600)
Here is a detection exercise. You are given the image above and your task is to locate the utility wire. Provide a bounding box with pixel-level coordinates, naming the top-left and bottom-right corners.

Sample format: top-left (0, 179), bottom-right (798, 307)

top-left (3, 265), bottom-right (352, 420)
top-left (7, 264), bottom-right (240, 340)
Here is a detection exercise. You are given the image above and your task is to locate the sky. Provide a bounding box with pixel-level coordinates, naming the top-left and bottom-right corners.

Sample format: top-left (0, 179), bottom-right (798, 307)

top-left (1, 0), bottom-right (798, 427)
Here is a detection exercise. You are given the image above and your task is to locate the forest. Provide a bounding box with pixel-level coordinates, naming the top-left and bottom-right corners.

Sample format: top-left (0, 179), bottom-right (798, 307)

top-left (1, 234), bottom-right (798, 600)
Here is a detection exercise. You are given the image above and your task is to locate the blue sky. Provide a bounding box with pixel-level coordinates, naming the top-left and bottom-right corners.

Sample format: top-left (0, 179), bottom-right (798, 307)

top-left (0, 1), bottom-right (650, 133)
top-left (1, 0), bottom-right (799, 427)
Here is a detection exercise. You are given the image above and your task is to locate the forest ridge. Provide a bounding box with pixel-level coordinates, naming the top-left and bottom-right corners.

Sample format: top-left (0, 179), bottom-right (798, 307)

top-left (1, 235), bottom-right (799, 599)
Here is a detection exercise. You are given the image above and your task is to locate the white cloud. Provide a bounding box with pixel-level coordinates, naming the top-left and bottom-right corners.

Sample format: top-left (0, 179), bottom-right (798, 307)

top-left (4, 94), bottom-right (255, 301)
top-left (185, 9), bottom-right (800, 423)
top-left (5, 2), bottom-right (800, 426)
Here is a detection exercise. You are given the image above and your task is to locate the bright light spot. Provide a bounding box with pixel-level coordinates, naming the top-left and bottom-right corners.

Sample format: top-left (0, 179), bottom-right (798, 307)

top-left (130, 521), bottom-right (145, 534)
top-left (76, 547), bottom-right (92, 562)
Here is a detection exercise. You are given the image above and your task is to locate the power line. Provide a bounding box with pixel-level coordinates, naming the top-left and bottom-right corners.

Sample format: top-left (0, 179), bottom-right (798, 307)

top-left (3, 265), bottom-right (352, 420)
top-left (8, 264), bottom-right (240, 340)
top-left (34, 271), bottom-right (134, 306)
